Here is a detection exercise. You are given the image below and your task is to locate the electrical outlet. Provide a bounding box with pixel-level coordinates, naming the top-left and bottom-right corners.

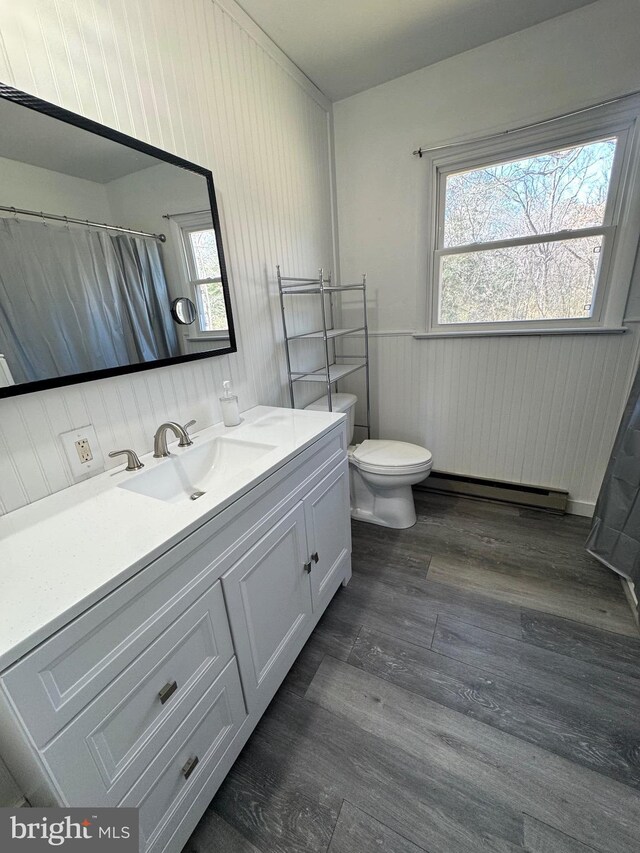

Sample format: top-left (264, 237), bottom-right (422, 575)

top-left (75, 438), bottom-right (93, 464)
top-left (60, 425), bottom-right (104, 481)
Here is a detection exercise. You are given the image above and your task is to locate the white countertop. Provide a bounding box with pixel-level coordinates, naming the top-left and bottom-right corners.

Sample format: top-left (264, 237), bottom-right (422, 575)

top-left (0, 406), bottom-right (344, 671)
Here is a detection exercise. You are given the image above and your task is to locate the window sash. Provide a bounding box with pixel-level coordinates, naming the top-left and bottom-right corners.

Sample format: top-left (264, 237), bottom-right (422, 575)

top-left (190, 275), bottom-right (223, 286)
top-left (190, 277), bottom-right (227, 335)
top-left (182, 227), bottom-right (220, 285)
top-left (435, 224), bottom-right (613, 258)
top-left (434, 225), bottom-right (614, 327)
top-left (432, 230), bottom-right (615, 330)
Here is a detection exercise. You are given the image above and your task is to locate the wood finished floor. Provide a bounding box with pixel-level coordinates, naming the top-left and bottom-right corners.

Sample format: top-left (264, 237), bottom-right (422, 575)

top-left (185, 492), bottom-right (640, 853)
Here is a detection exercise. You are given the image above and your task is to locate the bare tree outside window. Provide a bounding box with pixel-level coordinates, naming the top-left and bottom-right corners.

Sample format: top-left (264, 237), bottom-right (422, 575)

top-left (438, 138), bottom-right (617, 324)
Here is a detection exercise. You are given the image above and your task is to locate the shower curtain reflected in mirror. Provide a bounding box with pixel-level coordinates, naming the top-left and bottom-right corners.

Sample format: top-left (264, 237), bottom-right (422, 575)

top-left (587, 360), bottom-right (640, 598)
top-left (0, 218), bottom-right (179, 384)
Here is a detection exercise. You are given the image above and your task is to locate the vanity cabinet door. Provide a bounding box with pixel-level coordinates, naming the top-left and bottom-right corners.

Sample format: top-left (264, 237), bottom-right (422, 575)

top-left (303, 459), bottom-right (352, 612)
top-left (221, 502), bottom-right (312, 713)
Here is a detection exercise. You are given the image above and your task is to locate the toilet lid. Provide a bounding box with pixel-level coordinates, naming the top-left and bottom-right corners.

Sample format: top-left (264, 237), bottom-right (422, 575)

top-left (351, 439), bottom-right (432, 473)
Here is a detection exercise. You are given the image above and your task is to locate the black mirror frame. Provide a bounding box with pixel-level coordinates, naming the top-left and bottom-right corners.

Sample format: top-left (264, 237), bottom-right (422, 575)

top-left (0, 82), bottom-right (237, 400)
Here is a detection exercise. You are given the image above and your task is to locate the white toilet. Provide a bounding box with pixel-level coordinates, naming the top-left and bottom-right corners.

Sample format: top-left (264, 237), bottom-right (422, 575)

top-left (305, 393), bottom-right (432, 529)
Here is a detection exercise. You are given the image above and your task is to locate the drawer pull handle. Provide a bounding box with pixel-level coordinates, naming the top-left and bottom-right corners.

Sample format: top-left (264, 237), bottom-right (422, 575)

top-left (311, 552), bottom-right (319, 564)
top-left (303, 561), bottom-right (312, 574)
top-left (182, 755), bottom-right (199, 780)
top-left (159, 681), bottom-right (178, 705)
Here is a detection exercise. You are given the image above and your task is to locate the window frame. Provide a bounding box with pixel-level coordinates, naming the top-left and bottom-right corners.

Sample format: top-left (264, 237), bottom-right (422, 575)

top-left (172, 210), bottom-right (229, 340)
top-left (421, 98), bottom-right (640, 336)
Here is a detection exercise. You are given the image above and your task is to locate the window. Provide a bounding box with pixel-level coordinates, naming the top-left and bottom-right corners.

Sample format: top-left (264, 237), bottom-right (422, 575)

top-left (424, 100), bottom-right (640, 334)
top-left (176, 211), bottom-right (228, 336)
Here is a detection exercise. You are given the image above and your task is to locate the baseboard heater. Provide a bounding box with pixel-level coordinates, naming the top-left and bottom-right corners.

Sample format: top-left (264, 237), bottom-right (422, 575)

top-left (415, 470), bottom-right (568, 513)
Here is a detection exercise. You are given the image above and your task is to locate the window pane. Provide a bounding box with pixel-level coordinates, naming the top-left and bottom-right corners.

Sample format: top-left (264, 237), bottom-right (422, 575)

top-left (188, 228), bottom-right (221, 279)
top-left (195, 281), bottom-right (227, 331)
top-left (439, 236), bottom-right (603, 324)
top-left (443, 138), bottom-right (617, 247)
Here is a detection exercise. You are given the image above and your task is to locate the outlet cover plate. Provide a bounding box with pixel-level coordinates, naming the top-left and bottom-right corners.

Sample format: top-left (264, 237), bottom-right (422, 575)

top-left (60, 425), bottom-right (104, 480)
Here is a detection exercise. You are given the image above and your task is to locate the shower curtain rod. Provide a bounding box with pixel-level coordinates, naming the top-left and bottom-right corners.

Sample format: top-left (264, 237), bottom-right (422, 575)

top-left (412, 88), bottom-right (640, 157)
top-left (0, 204), bottom-right (166, 242)
top-left (162, 208), bottom-right (209, 219)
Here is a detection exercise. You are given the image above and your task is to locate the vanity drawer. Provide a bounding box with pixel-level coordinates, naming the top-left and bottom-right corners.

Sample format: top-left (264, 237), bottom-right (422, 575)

top-left (122, 658), bottom-right (246, 852)
top-left (40, 582), bottom-right (235, 804)
top-left (1, 547), bottom-right (236, 744)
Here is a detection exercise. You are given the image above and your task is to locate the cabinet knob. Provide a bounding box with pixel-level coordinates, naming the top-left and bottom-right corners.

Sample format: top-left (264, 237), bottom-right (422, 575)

top-left (303, 561), bottom-right (312, 574)
top-left (311, 552), bottom-right (319, 564)
top-left (182, 755), bottom-right (199, 780)
top-left (159, 680), bottom-right (178, 705)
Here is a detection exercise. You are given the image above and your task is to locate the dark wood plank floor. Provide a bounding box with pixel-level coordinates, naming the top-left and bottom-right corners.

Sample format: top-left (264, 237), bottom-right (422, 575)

top-left (185, 492), bottom-right (640, 853)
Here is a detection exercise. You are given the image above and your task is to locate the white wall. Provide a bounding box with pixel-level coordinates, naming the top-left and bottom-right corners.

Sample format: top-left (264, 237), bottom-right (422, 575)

top-left (0, 0), bottom-right (334, 515)
top-left (334, 0), bottom-right (640, 514)
top-left (0, 156), bottom-right (112, 222)
top-left (107, 162), bottom-right (206, 229)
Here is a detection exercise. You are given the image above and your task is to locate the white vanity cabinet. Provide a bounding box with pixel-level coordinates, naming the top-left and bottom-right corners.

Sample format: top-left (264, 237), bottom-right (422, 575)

top-left (304, 461), bottom-right (352, 611)
top-left (222, 503), bottom-right (313, 713)
top-left (222, 459), bottom-right (351, 714)
top-left (0, 414), bottom-right (351, 853)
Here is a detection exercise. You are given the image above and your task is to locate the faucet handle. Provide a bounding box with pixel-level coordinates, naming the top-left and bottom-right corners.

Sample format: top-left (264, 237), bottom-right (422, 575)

top-left (179, 420), bottom-right (196, 447)
top-left (109, 449), bottom-right (144, 471)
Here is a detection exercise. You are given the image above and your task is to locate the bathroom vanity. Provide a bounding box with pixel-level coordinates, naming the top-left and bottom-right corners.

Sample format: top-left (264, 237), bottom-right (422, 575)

top-left (0, 407), bottom-right (351, 853)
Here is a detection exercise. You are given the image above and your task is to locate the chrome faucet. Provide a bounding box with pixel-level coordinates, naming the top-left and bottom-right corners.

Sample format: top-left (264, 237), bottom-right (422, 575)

top-left (153, 420), bottom-right (195, 458)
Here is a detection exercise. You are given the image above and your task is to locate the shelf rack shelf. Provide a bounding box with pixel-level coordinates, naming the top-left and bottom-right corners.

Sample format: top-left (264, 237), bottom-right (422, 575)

top-left (290, 361), bottom-right (367, 383)
top-left (277, 265), bottom-right (371, 439)
top-left (287, 326), bottom-right (365, 341)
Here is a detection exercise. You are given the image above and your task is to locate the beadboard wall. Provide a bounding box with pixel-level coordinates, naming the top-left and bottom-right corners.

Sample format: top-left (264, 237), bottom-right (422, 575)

top-left (342, 323), bottom-right (640, 515)
top-left (0, 0), bottom-right (334, 515)
top-left (334, 0), bottom-right (640, 514)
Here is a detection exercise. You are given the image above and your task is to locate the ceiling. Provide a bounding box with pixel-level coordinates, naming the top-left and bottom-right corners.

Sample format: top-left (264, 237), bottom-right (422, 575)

top-left (0, 96), bottom-right (162, 183)
top-left (237, 0), bottom-right (598, 101)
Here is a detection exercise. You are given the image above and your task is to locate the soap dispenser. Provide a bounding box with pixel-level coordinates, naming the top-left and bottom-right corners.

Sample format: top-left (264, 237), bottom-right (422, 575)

top-left (220, 380), bottom-right (241, 427)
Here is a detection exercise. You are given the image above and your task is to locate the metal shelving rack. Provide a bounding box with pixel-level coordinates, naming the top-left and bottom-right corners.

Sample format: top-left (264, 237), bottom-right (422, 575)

top-left (277, 265), bottom-right (371, 439)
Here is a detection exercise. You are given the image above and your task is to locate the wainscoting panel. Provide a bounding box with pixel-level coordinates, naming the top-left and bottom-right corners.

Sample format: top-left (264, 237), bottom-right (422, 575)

top-left (342, 325), bottom-right (640, 514)
top-left (0, 0), bottom-right (334, 514)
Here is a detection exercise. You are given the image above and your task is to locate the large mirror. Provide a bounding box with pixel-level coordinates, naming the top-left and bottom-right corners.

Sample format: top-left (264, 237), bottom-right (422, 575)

top-left (0, 84), bottom-right (236, 399)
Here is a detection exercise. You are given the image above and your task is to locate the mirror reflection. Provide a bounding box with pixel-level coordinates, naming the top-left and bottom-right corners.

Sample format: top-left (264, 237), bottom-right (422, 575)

top-left (0, 88), bottom-right (234, 396)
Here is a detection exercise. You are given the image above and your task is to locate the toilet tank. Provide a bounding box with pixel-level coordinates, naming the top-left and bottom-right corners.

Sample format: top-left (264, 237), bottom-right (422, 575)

top-left (305, 393), bottom-right (357, 444)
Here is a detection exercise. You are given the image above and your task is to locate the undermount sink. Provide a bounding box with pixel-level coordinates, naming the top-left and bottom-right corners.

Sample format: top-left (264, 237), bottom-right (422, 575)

top-left (118, 435), bottom-right (277, 503)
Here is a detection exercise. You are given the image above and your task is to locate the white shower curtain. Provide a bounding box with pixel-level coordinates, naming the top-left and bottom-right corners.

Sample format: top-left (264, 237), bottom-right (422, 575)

top-left (0, 217), bottom-right (179, 384)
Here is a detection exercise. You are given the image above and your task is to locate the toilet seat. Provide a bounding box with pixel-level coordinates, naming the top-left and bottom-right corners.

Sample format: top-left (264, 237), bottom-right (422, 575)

top-left (351, 439), bottom-right (432, 476)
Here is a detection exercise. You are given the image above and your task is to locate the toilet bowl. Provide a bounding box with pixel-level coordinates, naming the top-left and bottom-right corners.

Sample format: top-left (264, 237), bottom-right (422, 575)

top-left (305, 393), bottom-right (432, 529)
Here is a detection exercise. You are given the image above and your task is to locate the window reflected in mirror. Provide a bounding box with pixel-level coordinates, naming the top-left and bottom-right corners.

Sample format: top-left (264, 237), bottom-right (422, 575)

top-left (171, 211), bottom-right (228, 337)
